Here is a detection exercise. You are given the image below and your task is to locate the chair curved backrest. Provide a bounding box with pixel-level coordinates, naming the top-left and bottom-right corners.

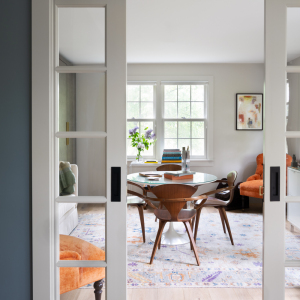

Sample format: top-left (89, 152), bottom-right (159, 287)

top-left (156, 164), bottom-right (181, 171)
top-left (149, 184), bottom-right (198, 222)
top-left (225, 170), bottom-right (238, 206)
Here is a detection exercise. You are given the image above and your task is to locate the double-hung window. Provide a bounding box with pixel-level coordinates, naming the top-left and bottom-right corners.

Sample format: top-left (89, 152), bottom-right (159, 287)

top-left (126, 77), bottom-right (213, 162)
top-left (163, 83), bottom-right (207, 158)
top-left (127, 83), bottom-right (156, 158)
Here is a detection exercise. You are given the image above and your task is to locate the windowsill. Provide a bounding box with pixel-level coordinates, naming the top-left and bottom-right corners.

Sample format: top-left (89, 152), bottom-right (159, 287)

top-left (127, 159), bottom-right (214, 167)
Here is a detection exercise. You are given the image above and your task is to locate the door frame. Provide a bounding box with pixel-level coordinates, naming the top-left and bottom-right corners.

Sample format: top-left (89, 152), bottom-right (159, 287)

top-left (32, 0), bottom-right (127, 299)
top-left (263, 0), bottom-right (300, 299)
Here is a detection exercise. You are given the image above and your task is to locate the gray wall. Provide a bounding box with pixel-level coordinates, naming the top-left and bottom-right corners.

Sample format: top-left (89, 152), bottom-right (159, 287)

top-left (0, 1), bottom-right (32, 299)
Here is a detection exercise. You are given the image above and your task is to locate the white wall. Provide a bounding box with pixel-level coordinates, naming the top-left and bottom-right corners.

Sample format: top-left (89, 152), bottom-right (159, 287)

top-left (76, 73), bottom-right (106, 196)
top-left (127, 63), bottom-right (264, 193)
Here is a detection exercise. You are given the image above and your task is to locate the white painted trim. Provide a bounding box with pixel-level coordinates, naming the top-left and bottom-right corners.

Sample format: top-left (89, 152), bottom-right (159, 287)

top-left (263, 0), bottom-right (287, 299)
top-left (286, 0), bottom-right (300, 7)
top-left (285, 131), bottom-right (300, 138)
top-left (127, 75), bottom-right (214, 162)
top-left (55, 196), bottom-right (107, 203)
top-left (55, 65), bottom-right (107, 73)
top-left (285, 196), bottom-right (300, 203)
top-left (286, 66), bottom-right (300, 73)
top-left (56, 261), bottom-right (107, 267)
top-left (55, 0), bottom-right (107, 7)
top-left (285, 260), bottom-right (300, 267)
top-left (55, 131), bottom-right (107, 138)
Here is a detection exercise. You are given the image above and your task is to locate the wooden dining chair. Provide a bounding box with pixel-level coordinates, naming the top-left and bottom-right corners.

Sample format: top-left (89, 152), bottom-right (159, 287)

top-left (154, 164), bottom-right (182, 222)
top-left (156, 164), bottom-right (181, 171)
top-left (193, 171), bottom-right (238, 245)
top-left (129, 183), bottom-right (207, 266)
top-left (127, 181), bottom-right (147, 243)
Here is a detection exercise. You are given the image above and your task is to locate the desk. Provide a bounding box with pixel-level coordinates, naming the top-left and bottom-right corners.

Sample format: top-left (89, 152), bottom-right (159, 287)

top-left (127, 171), bottom-right (217, 245)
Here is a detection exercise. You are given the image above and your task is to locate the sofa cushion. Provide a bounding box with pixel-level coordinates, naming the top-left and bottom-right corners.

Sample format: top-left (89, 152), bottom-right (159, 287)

top-left (240, 179), bottom-right (264, 199)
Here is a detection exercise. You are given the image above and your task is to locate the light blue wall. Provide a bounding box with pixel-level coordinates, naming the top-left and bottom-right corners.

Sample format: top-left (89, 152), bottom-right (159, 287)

top-left (0, 0), bottom-right (32, 299)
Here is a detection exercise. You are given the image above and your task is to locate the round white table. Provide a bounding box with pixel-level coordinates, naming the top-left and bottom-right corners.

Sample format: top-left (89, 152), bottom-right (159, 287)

top-left (127, 171), bottom-right (217, 245)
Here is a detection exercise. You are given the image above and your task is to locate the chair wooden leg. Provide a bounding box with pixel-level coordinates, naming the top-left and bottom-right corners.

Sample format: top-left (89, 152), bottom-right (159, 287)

top-left (194, 208), bottom-right (202, 243)
top-left (94, 279), bottom-right (104, 300)
top-left (218, 207), bottom-right (226, 233)
top-left (158, 220), bottom-right (162, 249)
top-left (155, 202), bottom-right (163, 222)
top-left (137, 205), bottom-right (146, 243)
top-left (150, 221), bottom-right (167, 264)
top-left (183, 221), bottom-right (200, 266)
top-left (189, 220), bottom-right (193, 250)
top-left (221, 207), bottom-right (234, 245)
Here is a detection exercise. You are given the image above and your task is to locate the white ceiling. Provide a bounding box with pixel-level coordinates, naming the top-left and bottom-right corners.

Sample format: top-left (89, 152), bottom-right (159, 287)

top-left (59, 1), bottom-right (300, 64)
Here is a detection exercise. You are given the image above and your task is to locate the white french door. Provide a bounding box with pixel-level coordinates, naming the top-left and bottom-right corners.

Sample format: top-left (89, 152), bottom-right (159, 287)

top-left (264, 0), bottom-right (300, 299)
top-left (32, 0), bottom-right (127, 299)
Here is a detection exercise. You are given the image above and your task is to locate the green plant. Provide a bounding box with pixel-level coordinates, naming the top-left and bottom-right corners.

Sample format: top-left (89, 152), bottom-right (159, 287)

top-left (128, 126), bottom-right (156, 161)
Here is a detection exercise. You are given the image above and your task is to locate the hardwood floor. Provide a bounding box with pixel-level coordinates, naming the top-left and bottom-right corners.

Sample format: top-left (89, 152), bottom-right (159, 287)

top-left (61, 287), bottom-right (300, 300)
top-left (60, 202), bottom-right (300, 300)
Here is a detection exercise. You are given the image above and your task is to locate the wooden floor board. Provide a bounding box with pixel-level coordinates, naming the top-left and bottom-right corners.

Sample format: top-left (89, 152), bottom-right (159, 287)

top-left (157, 287), bottom-right (185, 300)
top-left (183, 287), bottom-right (212, 300)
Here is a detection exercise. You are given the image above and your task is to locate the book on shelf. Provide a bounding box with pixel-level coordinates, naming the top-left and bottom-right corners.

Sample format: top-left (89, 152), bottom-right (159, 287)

top-left (164, 173), bottom-right (193, 180)
top-left (163, 149), bottom-right (181, 152)
top-left (162, 154), bottom-right (182, 157)
top-left (161, 160), bottom-right (182, 163)
top-left (144, 160), bottom-right (158, 163)
top-left (162, 157), bottom-right (182, 160)
top-left (164, 171), bottom-right (196, 176)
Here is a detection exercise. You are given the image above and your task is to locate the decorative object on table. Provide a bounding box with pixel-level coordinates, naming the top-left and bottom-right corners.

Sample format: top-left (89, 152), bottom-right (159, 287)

top-left (139, 172), bottom-right (162, 178)
top-left (161, 148), bottom-right (182, 163)
top-left (164, 170), bottom-right (195, 180)
top-left (291, 154), bottom-right (298, 168)
top-left (128, 126), bottom-right (156, 161)
top-left (182, 147), bottom-right (186, 172)
top-left (236, 93), bottom-right (263, 130)
top-left (182, 146), bottom-right (190, 172)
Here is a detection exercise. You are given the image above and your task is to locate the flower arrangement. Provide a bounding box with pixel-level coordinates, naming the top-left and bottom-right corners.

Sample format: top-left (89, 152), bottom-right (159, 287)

top-left (128, 126), bottom-right (156, 161)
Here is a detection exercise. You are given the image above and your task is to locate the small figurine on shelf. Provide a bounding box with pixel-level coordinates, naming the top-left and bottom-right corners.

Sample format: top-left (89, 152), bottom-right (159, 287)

top-left (291, 154), bottom-right (298, 168)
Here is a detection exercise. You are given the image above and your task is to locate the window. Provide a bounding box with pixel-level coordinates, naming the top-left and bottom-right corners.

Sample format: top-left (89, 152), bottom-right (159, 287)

top-left (163, 83), bottom-right (207, 158)
top-left (127, 76), bottom-right (213, 163)
top-left (127, 83), bottom-right (156, 158)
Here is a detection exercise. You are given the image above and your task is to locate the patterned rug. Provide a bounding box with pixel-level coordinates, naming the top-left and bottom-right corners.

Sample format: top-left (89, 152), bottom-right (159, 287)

top-left (70, 210), bottom-right (300, 288)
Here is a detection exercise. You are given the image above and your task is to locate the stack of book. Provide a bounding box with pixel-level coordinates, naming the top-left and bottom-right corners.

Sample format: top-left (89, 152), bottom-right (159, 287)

top-left (161, 149), bottom-right (182, 163)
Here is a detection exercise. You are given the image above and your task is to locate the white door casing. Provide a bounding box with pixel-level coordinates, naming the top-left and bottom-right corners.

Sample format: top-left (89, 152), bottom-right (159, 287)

top-left (264, 0), bottom-right (300, 299)
top-left (32, 0), bottom-right (127, 299)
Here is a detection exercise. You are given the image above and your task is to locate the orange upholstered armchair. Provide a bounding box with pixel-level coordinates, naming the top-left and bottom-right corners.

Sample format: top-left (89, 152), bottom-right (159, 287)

top-left (240, 153), bottom-right (292, 199)
top-left (60, 235), bottom-right (105, 299)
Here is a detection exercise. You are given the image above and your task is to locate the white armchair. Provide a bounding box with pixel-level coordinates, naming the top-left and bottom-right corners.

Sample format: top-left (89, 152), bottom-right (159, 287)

top-left (59, 164), bottom-right (79, 235)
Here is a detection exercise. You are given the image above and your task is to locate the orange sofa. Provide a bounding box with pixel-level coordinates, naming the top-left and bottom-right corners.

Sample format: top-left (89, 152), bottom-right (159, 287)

top-left (60, 235), bottom-right (105, 299)
top-left (240, 153), bottom-right (292, 199)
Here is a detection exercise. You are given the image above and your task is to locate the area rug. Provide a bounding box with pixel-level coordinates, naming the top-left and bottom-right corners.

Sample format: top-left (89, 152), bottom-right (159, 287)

top-left (70, 211), bottom-right (300, 288)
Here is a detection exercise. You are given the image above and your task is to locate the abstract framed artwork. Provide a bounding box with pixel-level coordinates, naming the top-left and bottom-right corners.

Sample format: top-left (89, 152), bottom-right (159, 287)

top-left (236, 93), bottom-right (263, 131)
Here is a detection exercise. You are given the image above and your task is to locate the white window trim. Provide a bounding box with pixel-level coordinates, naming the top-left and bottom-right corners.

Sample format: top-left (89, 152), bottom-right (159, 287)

top-left (127, 75), bottom-right (214, 166)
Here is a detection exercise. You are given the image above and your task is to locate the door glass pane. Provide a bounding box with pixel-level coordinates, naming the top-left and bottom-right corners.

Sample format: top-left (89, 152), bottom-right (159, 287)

top-left (287, 8), bottom-right (300, 66)
top-left (58, 73), bottom-right (106, 132)
top-left (127, 85), bottom-right (140, 101)
top-left (141, 102), bottom-right (153, 118)
top-left (58, 7), bottom-right (105, 65)
top-left (59, 267), bottom-right (105, 298)
top-left (141, 85), bottom-right (154, 101)
top-left (191, 102), bottom-right (204, 118)
top-left (58, 138), bottom-right (106, 196)
top-left (286, 73), bottom-right (300, 132)
top-left (59, 204), bottom-right (105, 261)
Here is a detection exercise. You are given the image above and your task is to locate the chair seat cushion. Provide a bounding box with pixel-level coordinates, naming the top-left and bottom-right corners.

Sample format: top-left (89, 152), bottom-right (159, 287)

top-left (60, 235), bottom-right (105, 294)
top-left (154, 208), bottom-right (197, 222)
top-left (240, 179), bottom-right (263, 199)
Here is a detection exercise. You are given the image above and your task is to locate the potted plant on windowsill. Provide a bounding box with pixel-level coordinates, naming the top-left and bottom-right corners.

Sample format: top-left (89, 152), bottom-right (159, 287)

top-left (128, 126), bottom-right (156, 162)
